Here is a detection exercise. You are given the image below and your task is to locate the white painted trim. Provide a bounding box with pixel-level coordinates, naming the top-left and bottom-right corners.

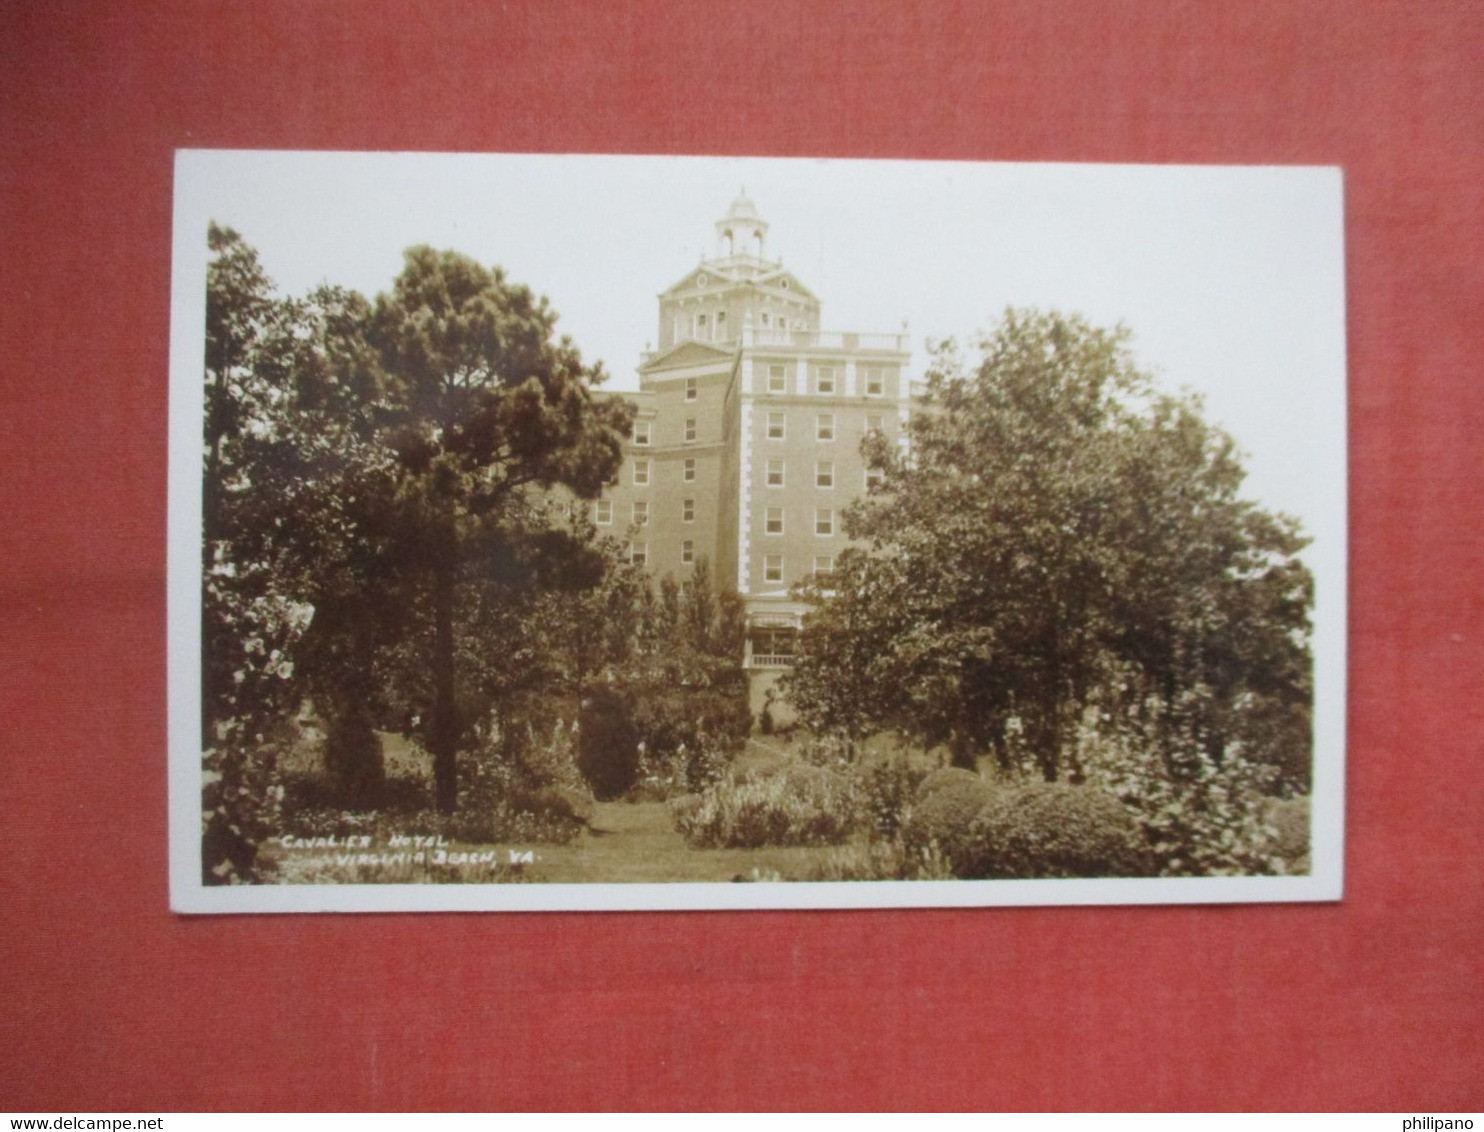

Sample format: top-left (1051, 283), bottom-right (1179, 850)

top-left (737, 399), bottom-right (752, 594)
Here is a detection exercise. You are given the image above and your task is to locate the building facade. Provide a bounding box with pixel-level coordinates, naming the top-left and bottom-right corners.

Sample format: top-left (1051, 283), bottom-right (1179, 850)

top-left (595, 193), bottom-right (912, 716)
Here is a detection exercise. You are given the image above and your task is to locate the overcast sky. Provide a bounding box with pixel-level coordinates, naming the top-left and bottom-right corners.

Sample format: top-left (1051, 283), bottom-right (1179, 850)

top-left (174, 151), bottom-right (1345, 547)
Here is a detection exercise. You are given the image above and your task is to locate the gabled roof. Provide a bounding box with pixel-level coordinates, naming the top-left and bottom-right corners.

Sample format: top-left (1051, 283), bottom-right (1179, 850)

top-left (639, 338), bottom-right (737, 373)
top-left (752, 268), bottom-right (817, 302)
top-left (658, 261), bottom-right (817, 302)
top-left (659, 267), bottom-right (726, 297)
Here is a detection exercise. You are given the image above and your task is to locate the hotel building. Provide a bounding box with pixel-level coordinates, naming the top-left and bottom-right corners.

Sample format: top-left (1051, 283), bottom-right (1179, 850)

top-left (595, 193), bottom-right (913, 715)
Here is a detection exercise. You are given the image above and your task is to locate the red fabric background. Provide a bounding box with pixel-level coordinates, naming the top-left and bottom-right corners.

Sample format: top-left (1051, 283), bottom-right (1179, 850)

top-left (1, 0), bottom-right (1479, 1112)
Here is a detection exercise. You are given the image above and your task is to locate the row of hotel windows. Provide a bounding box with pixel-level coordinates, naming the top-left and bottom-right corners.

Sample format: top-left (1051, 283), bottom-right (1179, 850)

top-left (622, 457), bottom-right (882, 490)
top-left (633, 412), bottom-right (887, 448)
top-left (594, 498), bottom-right (694, 524)
top-left (625, 540), bottom-right (832, 583)
top-left (761, 364), bottom-right (891, 397)
top-left (676, 310), bottom-right (804, 342)
top-left (766, 411), bottom-right (884, 441)
top-left (632, 418), bottom-right (699, 446)
top-left (595, 500), bottom-right (843, 536)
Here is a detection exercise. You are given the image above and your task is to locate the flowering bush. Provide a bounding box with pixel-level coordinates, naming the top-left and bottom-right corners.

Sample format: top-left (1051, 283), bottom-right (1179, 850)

top-left (958, 783), bottom-right (1151, 879)
top-left (1082, 731), bottom-right (1287, 876)
top-left (671, 763), bottom-right (859, 848)
top-left (630, 734), bottom-right (734, 801)
top-left (201, 742), bottom-right (286, 884)
top-left (856, 755), bottom-right (932, 839)
top-left (452, 712), bottom-right (593, 844)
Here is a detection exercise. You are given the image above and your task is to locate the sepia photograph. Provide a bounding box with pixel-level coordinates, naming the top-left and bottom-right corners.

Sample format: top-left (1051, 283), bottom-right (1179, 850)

top-left (168, 151), bottom-right (1346, 912)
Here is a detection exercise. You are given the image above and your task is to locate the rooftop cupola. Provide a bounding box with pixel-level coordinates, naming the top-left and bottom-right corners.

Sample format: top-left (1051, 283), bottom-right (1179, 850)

top-left (715, 189), bottom-right (769, 260)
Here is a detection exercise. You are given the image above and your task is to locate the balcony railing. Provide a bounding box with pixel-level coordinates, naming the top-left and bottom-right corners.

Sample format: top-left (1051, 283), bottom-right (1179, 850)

top-left (742, 328), bottom-right (909, 352)
top-left (748, 653), bottom-right (796, 669)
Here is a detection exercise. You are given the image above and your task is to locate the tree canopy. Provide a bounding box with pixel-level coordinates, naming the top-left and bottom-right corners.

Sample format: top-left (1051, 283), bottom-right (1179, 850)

top-left (784, 309), bottom-right (1313, 788)
top-left (202, 228), bottom-right (634, 816)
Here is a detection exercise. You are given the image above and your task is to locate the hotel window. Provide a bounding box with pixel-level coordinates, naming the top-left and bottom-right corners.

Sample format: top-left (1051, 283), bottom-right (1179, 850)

top-left (767, 411), bottom-right (785, 440)
top-left (768, 364), bottom-right (786, 393)
top-left (696, 313), bottom-right (708, 336)
top-left (864, 367), bottom-right (885, 397)
top-left (633, 421), bottom-right (651, 446)
top-left (686, 377), bottom-right (698, 401)
top-left (633, 500), bottom-right (649, 526)
top-left (815, 366), bottom-right (836, 395)
top-left (683, 458), bottom-right (696, 482)
top-left (715, 311), bottom-right (727, 339)
top-left (764, 555), bottom-right (784, 585)
top-left (866, 413), bottom-right (884, 435)
top-left (682, 539), bottom-right (694, 564)
top-left (814, 554), bottom-right (834, 577)
top-left (683, 497), bottom-right (695, 522)
top-left (766, 507), bottom-right (784, 535)
top-left (633, 459), bottom-right (650, 486)
top-left (865, 466), bottom-right (885, 490)
top-left (684, 418), bottom-right (697, 444)
top-left (817, 413), bottom-right (835, 441)
top-left (816, 461), bottom-right (834, 488)
top-left (594, 500), bottom-right (613, 525)
top-left (816, 508), bottom-right (834, 536)
top-left (766, 459), bottom-right (785, 488)
top-left (630, 542), bottom-right (647, 567)
top-left (761, 311), bottom-right (771, 327)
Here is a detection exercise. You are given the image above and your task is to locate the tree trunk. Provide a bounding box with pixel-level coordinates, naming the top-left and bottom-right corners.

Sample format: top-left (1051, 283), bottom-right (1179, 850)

top-left (431, 561), bottom-right (459, 814)
top-left (1036, 712), bottom-right (1061, 782)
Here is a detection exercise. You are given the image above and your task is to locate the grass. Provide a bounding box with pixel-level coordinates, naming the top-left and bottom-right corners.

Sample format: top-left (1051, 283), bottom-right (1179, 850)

top-left (501, 800), bottom-right (853, 883)
top-left (270, 732), bottom-right (862, 884)
top-left (263, 801), bottom-right (854, 884)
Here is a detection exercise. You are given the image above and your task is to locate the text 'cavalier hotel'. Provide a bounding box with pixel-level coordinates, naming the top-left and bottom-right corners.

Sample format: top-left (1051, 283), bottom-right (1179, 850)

top-left (595, 191), bottom-right (915, 718)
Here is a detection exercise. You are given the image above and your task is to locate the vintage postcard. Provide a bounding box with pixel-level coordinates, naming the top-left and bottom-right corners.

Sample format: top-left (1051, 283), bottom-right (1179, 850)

top-left (169, 152), bottom-right (1346, 912)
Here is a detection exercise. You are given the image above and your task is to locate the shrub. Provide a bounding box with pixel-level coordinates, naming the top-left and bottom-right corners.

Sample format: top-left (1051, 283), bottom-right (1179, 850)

top-left (900, 771), bottom-right (994, 863)
top-left (1083, 733), bottom-right (1287, 876)
top-left (201, 741), bottom-right (285, 884)
top-left (452, 716), bottom-right (592, 844)
top-left (630, 738), bottom-right (734, 801)
top-left (728, 752), bottom-right (791, 785)
top-left (1266, 795), bottom-right (1311, 871)
top-left (916, 766), bottom-right (983, 801)
top-left (958, 783), bottom-right (1151, 879)
top-left (858, 756), bottom-right (932, 839)
top-left (671, 763), bottom-right (859, 848)
top-left (578, 687), bottom-right (641, 800)
top-left (626, 686), bottom-right (750, 798)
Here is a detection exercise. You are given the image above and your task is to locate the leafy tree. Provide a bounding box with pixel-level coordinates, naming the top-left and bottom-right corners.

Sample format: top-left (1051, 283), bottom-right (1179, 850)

top-left (203, 226), bottom-right (377, 876)
top-left (361, 247), bottom-right (632, 811)
top-left (202, 223), bottom-right (313, 750)
top-left (203, 232), bottom-right (632, 829)
top-left (785, 309), bottom-right (1312, 787)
